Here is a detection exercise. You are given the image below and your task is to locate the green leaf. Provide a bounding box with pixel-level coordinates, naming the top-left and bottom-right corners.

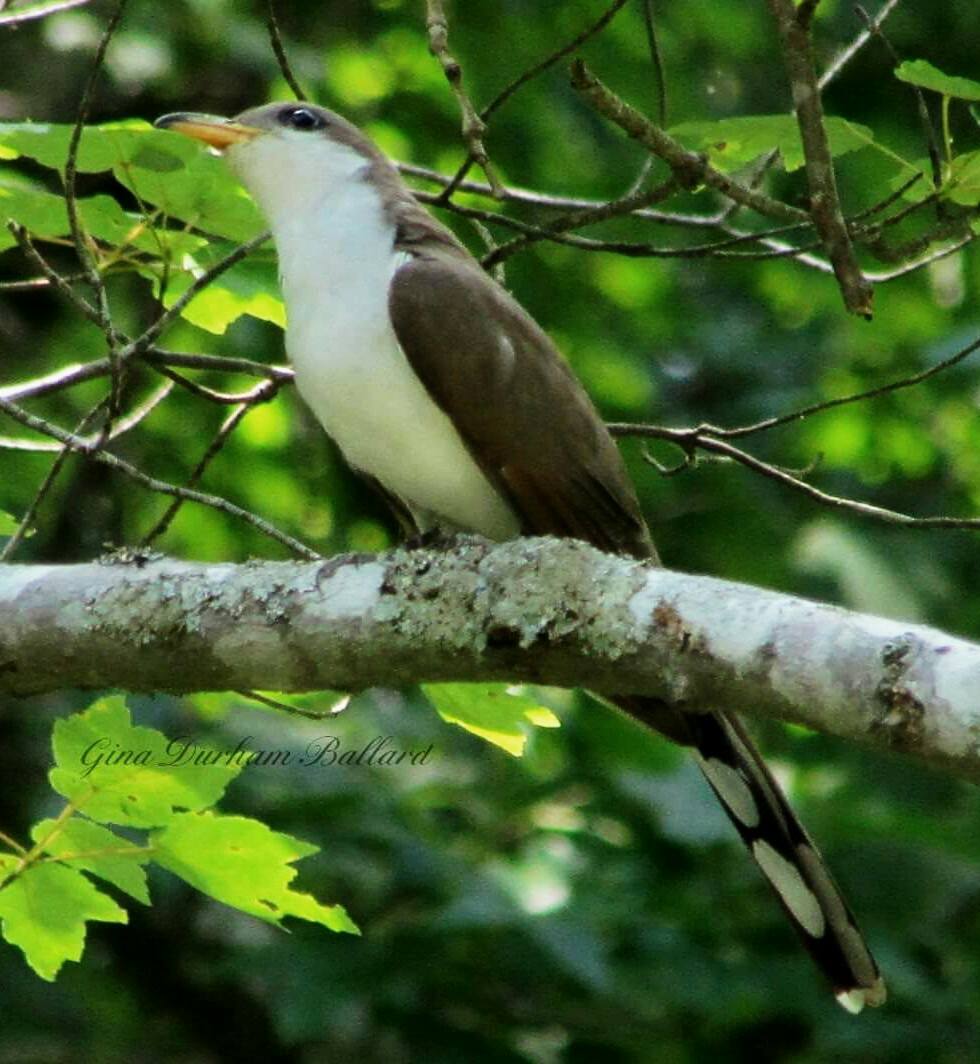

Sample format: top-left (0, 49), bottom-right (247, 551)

top-left (153, 812), bottom-right (359, 934)
top-left (143, 249), bottom-right (283, 334)
top-left (890, 150), bottom-right (980, 206)
top-left (30, 818), bottom-right (151, 904)
top-left (0, 177), bottom-right (208, 259)
top-left (0, 121), bottom-right (265, 241)
top-left (48, 697), bottom-right (243, 828)
top-left (113, 148), bottom-right (264, 242)
top-left (423, 683), bottom-right (561, 756)
top-left (945, 150), bottom-right (980, 206)
top-left (669, 114), bottom-right (874, 173)
top-left (0, 856), bottom-right (126, 981)
top-left (0, 120), bottom-right (192, 174)
top-left (0, 510), bottom-right (22, 535)
top-left (895, 60), bottom-right (980, 101)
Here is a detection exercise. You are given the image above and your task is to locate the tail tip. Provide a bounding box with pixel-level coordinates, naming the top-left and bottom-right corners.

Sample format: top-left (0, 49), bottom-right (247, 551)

top-left (835, 976), bottom-right (887, 1014)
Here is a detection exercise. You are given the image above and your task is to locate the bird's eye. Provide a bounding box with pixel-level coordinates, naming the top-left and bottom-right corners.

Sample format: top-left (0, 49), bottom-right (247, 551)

top-left (278, 106), bottom-right (324, 131)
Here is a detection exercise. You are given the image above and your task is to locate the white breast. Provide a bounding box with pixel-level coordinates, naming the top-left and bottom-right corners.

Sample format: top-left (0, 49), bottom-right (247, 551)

top-left (270, 174), bottom-right (520, 540)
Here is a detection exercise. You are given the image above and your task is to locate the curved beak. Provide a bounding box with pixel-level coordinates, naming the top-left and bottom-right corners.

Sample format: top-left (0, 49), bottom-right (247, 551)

top-left (154, 112), bottom-right (261, 150)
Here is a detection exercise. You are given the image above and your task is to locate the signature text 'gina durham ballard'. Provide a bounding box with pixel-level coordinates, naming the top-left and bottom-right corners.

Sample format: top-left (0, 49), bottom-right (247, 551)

top-left (79, 735), bottom-right (435, 777)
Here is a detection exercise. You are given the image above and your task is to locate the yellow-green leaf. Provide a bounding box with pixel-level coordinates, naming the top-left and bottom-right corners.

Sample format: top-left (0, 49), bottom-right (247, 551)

top-left (669, 114), bottom-right (873, 173)
top-left (0, 857), bottom-right (126, 982)
top-left (424, 683), bottom-right (561, 757)
top-left (49, 697), bottom-right (242, 828)
top-left (895, 60), bottom-right (980, 101)
top-left (153, 812), bottom-right (358, 934)
top-left (30, 818), bottom-right (150, 904)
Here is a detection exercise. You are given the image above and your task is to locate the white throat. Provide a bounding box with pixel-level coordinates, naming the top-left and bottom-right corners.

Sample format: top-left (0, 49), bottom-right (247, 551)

top-left (228, 135), bottom-right (520, 540)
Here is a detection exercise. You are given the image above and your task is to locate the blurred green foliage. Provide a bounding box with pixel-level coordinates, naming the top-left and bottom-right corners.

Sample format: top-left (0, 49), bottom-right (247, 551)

top-left (3, 0), bottom-right (980, 1060)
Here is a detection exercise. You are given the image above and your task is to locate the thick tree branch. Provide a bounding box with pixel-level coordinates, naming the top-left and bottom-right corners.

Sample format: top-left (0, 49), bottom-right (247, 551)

top-left (2, 538), bottom-right (977, 783)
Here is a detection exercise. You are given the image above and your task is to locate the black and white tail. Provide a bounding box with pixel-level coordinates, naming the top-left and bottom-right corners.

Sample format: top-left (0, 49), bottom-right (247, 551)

top-left (684, 709), bottom-right (886, 1012)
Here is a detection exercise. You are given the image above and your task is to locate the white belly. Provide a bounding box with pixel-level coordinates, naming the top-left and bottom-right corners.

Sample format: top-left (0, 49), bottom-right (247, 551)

top-left (288, 303), bottom-right (520, 541)
top-left (269, 176), bottom-right (520, 540)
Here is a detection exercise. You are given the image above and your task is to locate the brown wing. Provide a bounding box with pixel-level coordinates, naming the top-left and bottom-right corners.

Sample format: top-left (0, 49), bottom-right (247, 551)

top-left (388, 253), bottom-right (657, 561)
top-left (390, 249), bottom-right (885, 1010)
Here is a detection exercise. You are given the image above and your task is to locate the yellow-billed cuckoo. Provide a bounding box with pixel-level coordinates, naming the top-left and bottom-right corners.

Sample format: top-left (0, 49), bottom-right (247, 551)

top-left (156, 102), bottom-right (885, 1012)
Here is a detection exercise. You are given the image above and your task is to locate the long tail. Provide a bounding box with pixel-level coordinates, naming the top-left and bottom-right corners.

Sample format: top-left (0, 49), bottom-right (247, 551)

top-left (618, 697), bottom-right (886, 1012)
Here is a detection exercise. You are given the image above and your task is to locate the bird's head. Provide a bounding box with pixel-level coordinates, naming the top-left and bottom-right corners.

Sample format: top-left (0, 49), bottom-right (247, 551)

top-left (155, 102), bottom-right (389, 223)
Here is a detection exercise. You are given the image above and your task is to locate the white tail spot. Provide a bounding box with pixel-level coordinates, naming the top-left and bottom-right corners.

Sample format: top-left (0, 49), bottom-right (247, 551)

top-left (835, 989), bottom-right (867, 1014)
top-left (696, 755), bottom-right (760, 828)
top-left (752, 839), bottom-right (826, 938)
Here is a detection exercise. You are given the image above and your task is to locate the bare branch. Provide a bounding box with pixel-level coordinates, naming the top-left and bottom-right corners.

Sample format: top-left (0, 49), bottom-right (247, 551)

top-left (425, 0), bottom-right (502, 197)
top-left (140, 378), bottom-right (281, 546)
top-left (0, 0), bottom-right (91, 26)
top-left (698, 332), bottom-right (980, 441)
top-left (766, 0), bottom-right (873, 317)
top-left (570, 60), bottom-right (809, 224)
top-left (0, 401), bottom-right (106, 561)
top-left (118, 230), bottom-right (272, 362)
top-left (265, 0), bottom-right (307, 100)
top-left (0, 352), bottom-right (292, 404)
top-left (0, 394), bottom-right (318, 559)
top-left (614, 422), bottom-right (980, 531)
top-left (818, 0), bottom-right (902, 91)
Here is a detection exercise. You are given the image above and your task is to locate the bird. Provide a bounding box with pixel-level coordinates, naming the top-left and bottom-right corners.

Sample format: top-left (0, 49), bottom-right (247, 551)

top-left (155, 101), bottom-right (886, 1012)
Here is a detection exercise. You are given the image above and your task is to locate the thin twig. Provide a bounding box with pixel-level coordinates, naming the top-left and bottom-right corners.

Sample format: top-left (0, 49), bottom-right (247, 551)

top-left (438, 0), bottom-right (632, 202)
top-left (145, 350), bottom-right (293, 382)
top-left (480, 177), bottom-right (680, 269)
top-left (0, 394), bottom-right (319, 559)
top-left (64, 0), bottom-right (128, 419)
top-left (234, 689), bottom-right (346, 721)
top-left (485, 0), bottom-right (630, 125)
top-left (0, 352), bottom-right (292, 404)
top-left (7, 223), bottom-right (104, 330)
top-left (766, 0), bottom-right (872, 317)
top-left (1, 359), bottom-right (112, 403)
top-left (0, 401), bottom-right (108, 561)
top-left (0, 0), bottom-right (91, 25)
top-left (425, 0), bottom-right (502, 197)
top-left (0, 379), bottom-right (174, 453)
top-left (570, 60), bottom-right (809, 224)
top-left (119, 230), bottom-right (272, 363)
top-left (612, 331), bottom-right (980, 444)
top-left (0, 273), bottom-right (88, 292)
top-left (153, 367), bottom-right (282, 405)
top-left (640, 0), bottom-right (668, 128)
top-left (622, 423), bottom-right (980, 531)
top-left (141, 379), bottom-right (280, 545)
top-left (442, 196), bottom-right (819, 265)
top-left (865, 232), bottom-right (975, 282)
top-left (854, 3), bottom-right (943, 196)
top-left (818, 0), bottom-right (902, 91)
top-left (265, 0), bottom-right (307, 100)
top-left (403, 162), bottom-right (724, 225)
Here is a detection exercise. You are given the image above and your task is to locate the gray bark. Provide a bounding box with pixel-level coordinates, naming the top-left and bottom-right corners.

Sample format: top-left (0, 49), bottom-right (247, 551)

top-left (2, 537), bottom-right (978, 781)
